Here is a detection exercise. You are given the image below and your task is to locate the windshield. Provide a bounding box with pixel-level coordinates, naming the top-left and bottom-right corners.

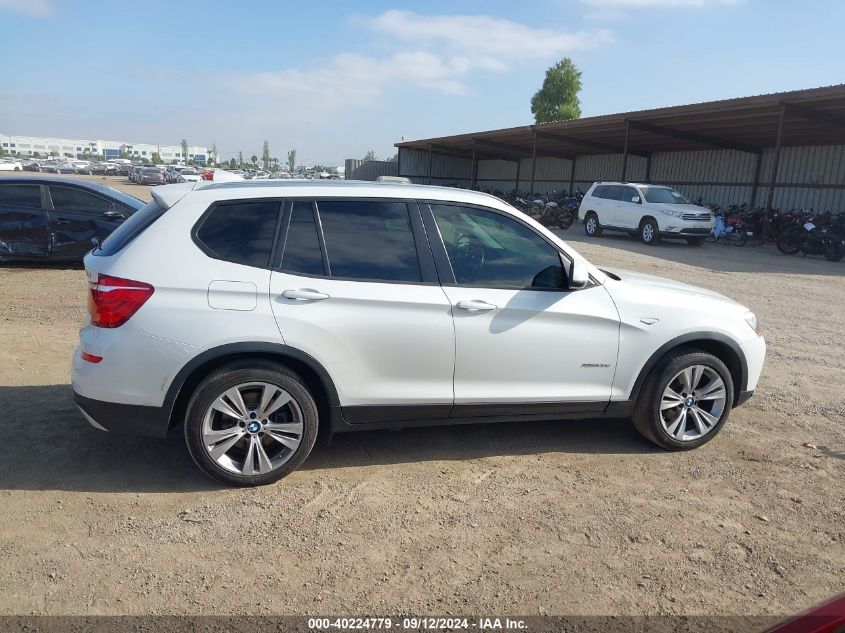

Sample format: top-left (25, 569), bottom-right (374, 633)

top-left (641, 186), bottom-right (690, 204)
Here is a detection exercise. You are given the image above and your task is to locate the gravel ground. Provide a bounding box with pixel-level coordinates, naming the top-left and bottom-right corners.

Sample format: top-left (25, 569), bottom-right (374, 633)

top-left (0, 174), bottom-right (842, 618)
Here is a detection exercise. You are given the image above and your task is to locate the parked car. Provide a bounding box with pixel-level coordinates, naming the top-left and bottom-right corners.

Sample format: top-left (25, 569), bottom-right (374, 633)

top-left (82, 163), bottom-right (108, 175)
top-left (0, 159), bottom-right (23, 171)
top-left (116, 163), bottom-right (133, 176)
top-left (56, 163), bottom-right (77, 174)
top-left (138, 167), bottom-right (166, 185)
top-left (22, 160), bottom-right (41, 172)
top-left (0, 177), bottom-right (144, 262)
top-left (41, 161), bottom-right (63, 173)
top-left (176, 168), bottom-right (202, 182)
top-left (71, 181), bottom-right (766, 486)
top-left (578, 182), bottom-right (715, 245)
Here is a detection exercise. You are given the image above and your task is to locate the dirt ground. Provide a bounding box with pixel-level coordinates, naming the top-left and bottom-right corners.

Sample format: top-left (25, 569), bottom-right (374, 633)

top-left (0, 174), bottom-right (842, 618)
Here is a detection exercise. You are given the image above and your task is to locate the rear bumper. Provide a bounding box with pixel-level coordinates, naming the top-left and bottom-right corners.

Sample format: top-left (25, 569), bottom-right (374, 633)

top-left (74, 391), bottom-right (170, 438)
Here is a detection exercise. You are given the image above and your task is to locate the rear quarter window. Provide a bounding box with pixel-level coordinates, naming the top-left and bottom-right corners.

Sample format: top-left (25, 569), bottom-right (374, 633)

top-left (194, 200), bottom-right (281, 268)
top-left (95, 201), bottom-right (167, 257)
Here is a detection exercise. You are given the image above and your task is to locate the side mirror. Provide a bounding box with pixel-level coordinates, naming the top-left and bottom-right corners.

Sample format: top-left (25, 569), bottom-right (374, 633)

top-left (631, 196), bottom-right (641, 203)
top-left (570, 259), bottom-right (589, 289)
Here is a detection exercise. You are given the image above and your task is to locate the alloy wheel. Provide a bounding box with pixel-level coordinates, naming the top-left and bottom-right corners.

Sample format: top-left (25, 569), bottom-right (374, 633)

top-left (659, 365), bottom-right (727, 441)
top-left (202, 381), bottom-right (304, 475)
top-left (586, 217), bottom-right (597, 234)
top-left (642, 223), bottom-right (655, 243)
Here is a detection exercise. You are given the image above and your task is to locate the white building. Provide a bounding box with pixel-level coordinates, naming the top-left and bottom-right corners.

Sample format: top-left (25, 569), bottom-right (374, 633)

top-left (0, 133), bottom-right (210, 164)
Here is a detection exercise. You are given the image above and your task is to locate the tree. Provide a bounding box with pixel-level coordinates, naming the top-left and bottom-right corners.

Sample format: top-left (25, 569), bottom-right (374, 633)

top-left (211, 141), bottom-right (218, 164)
top-left (0, 145), bottom-right (5, 158)
top-left (180, 139), bottom-right (189, 163)
top-left (287, 149), bottom-right (296, 172)
top-left (250, 154), bottom-right (258, 167)
top-left (262, 140), bottom-right (271, 170)
top-left (362, 150), bottom-right (378, 161)
top-left (530, 57), bottom-right (582, 124)
top-left (238, 151), bottom-right (244, 168)
top-left (229, 158), bottom-right (237, 169)
top-left (151, 152), bottom-right (162, 164)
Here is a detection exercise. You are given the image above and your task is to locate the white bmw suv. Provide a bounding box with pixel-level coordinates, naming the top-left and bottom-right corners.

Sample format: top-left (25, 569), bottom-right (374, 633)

top-left (579, 182), bottom-right (714, 245)
top-left (72, 181), bottom-right (765, 486)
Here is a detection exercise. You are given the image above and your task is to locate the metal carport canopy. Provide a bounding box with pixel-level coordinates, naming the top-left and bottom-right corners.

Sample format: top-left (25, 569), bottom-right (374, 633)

top-left (395, 84), bottom-right (845, 160)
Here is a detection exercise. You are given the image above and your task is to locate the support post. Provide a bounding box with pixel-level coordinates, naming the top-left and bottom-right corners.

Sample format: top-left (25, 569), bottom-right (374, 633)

top-left (471, 139), bottom-right (478, 188)
top-left (529, 132), bottom-right (537, 199)
top-left (620, 121), bottom-right (630, 182)
top-left (515, 159), bottom-right (521, 193)
top-left (749, 152), bottom-right (763, 208)
top-left (765, 106), bottom-right (786, 212)
top-left (645, 154), bottom-right (652, 183)
top-left (568, 157), bottom-right (576, 195)
top-left (427, 144), bottom-right (433, 185)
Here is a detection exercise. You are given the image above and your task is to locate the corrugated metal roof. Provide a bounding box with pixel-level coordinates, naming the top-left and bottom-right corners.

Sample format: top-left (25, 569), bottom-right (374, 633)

top-left (396, 84), bottom-right (845, 158)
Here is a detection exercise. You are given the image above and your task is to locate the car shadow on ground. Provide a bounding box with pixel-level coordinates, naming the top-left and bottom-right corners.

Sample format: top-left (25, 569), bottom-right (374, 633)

top-left (556, 229), bottom-right (845, 276)
top-left (0, 384), bottom-right (656, 494)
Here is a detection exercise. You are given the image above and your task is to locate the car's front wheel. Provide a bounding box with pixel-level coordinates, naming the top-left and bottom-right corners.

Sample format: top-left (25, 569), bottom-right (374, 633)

top-left (686, 237), bottom-right (705, 246)
top-left (184, 360), bottom-right (318, 487)
top-left (640, 217), bottom-right (660, 245)
top-left (632, 349), bottom-right (734, 450)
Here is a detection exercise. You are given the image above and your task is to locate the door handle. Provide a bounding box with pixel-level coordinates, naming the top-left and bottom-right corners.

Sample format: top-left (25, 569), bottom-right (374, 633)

top-left (455, 300), bottom-right (497, 312)
top-left (56, 219), bottom-right (73, 224)
top-left (281, 289), bottom-right (330, 301)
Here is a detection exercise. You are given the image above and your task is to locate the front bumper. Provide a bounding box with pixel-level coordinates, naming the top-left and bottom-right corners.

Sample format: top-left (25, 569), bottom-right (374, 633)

top-left (74, 391), bottom-right (170, 438)
top-left (660, 227), bottom-right (712, 237)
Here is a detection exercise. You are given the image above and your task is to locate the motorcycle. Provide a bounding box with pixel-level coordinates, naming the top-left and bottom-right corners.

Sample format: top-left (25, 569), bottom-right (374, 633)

top-left (707, 209), bottom-right (748, 246)
top-left (776, 219), bottom-right (845, 261)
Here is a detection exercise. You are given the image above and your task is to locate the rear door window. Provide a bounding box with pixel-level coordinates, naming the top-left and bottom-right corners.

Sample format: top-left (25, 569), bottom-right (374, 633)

top-left (316, 200), bottom-right (422, 282)
top-left (49, 186), bottom-right (112, 214)
top-left (195, 200), bottom-right (281, 268)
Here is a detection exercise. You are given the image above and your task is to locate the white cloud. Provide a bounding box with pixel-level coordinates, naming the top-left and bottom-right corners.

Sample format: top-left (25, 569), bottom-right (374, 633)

top-left (0, 0), bottom-right (53, 17)
top-left (231, 11), bottom-right (612, 121)
top-left (363, 10), bottom-right (612, 63)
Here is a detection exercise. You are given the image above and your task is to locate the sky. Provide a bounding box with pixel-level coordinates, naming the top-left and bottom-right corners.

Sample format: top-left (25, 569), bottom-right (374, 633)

top-left (1, 0), bottom-right (844, 166)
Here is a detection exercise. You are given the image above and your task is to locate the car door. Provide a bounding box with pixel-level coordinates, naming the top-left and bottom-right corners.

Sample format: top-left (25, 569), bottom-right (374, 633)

top-left (423, 202), bottom-right (620, 411)
top-left (613, 185), bottom-right (642, 229)
top-left (46, 185), bottom-right (127, 259)
top-left (268, 199), bottom-right (455, 423)
top-left (0, 182), bottom-right (50, 258)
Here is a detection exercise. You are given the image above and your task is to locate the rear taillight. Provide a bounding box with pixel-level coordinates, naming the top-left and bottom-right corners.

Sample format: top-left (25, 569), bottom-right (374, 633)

top-left (87, 274), bottom-right (154, 328)
top-left (201, 170), bottom-right (214, 180)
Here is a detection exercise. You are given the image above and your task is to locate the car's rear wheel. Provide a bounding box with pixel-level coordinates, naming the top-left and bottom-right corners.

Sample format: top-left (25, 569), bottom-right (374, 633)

top-left (184, 360), bottom-right (318, 487)
top-left (584, 212), bottom-right (602, 237)
top-left (632, 349), bottom-right (734, 450)
top-left (640, 217), bottom-right (660, 245)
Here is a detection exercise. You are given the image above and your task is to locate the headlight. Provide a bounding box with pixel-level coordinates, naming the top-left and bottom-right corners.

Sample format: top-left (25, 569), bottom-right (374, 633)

top-left (744, 311), bottom-right (761, 336)
top-left (660, 209), bottom-right (685, 218)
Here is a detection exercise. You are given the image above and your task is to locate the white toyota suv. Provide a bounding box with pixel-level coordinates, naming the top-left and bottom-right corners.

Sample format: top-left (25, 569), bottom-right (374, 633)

top-left (579, 182), bottom-right (714, 245)
top-left (72, 181), bottom-right (765, 486)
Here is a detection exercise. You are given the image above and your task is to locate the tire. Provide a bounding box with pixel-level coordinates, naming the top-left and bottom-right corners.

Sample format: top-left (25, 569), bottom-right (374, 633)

top-left (184, 360), bottom-right (319, 487)
top-left (584, 212), bottom-right (602, 237)
top-left (776, 231), bottom-right (801, 255)
top-left (632, 349), bottom-right (734, 451)
top-left (733, 227), bottom-right (749, 247)
top-left (640, 217), bottom-right (660, 245)
top-left (559, 214), bottom-right (575, 230)
top-left (686, 237), bottom-right (705, 246)
top-left (824, 239), bottom-right (845, 262)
